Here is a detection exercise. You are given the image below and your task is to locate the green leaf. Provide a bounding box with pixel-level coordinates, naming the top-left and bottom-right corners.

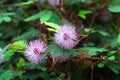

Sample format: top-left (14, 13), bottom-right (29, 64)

top-left (108, 56), bottom-right (115, 60)
top-left (107, 51), bottom-right (116, 60)
top-left (47, 28), bottom-right (56, 32)
top-left (108, 0), bottom-right (120, 13)
top-left (12, 71), bottom-right (23, 79)
top-left (16, 58), bottom-right (25, 69)
top-left (97, 61), bottom-right (106, 68)
top-left (78, 10), bottom-right (92, 19)
top-left (9, 40), bottom-right (27, 50)
top-left (97, 31), bottom-right (110, 36)
top-left (4, 49), bottom-right (16, 61)
top-left (20, 0), bottom-right (34, 6)
top-left (24, 11), bottom-right (44, 22)
top-left (24, 10), bottom-right (52, 22)
top-left (106, 63), bottom-right (120, 74)
top-left (40, 11), bottom-right (53, 22)
top-left (0, 17), bottom-right (3, 23)
top-left (47, 42), bottom-right (77, 57)
top-left (40, 72), bottom-right (50, 80)
top-left (0, 70), bottom-right (12, 80)
top-left (65, 0), bottom-right (86, 5)
top-left (3, 16), bottom-right (11, 22)
top-left (12, 28), bottom-right (40, 41)
top-left (2, 12), bottom-right (15, 16)
top-left (78, 47), bottom-right (108, 56)
top-left (117, 34), bottom-right (120, 44)
top-left (44, 22), bottom-right (60, 30)
top-left (0, 44), bottom-right (11, 54)
top-left (47, 43), bottom-right (63, 57)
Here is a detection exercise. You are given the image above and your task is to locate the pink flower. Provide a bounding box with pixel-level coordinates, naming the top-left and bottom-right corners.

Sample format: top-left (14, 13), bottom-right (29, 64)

top-left (0, 48), bottom-right (4, 64)
top-left (48, 0), bottom-right (59, 6)
top-left (24, 40), bottom-right (47, 64)
top-left (55, 25), bottom-right (78, 49)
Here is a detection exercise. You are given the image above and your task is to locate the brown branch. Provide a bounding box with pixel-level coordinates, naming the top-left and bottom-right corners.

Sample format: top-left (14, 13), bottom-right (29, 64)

top-left (73, 50), bottom-right (120, 65)
top-left (91, 64), bottom-right (94, 80)
top-left (93, 50), bottom-right (120, 65)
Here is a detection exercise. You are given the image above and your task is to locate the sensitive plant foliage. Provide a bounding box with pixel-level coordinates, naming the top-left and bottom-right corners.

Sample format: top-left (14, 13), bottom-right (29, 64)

top-left (10, 40), bottom-right (27, 50)
top-left (55, 25), bottom-right (78, 49)
top-left (1, 0), bottom-right (120, 80)
top-left (24, 40), bottom-right (47, 64)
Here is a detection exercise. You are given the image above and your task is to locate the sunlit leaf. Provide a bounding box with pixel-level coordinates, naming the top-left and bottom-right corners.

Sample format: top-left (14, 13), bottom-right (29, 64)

top-left (10, 40), bottom-right (27, 50)
top-left (78, 10), bottom-right (92, 19)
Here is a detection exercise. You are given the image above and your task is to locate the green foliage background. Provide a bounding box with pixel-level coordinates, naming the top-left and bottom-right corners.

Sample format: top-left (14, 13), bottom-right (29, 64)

top-left (1, 0), bottom-right (120, 80)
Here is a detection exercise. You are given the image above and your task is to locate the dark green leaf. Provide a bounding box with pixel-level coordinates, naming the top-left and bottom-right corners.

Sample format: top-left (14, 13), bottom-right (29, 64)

top-left (12, 29), bottom-right (40, 41)
top-left (40, 72), bottom-right (50, 80)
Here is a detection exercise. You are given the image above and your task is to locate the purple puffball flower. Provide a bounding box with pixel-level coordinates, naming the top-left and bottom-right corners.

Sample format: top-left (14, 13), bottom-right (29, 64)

top-left (0, 48), bottom-right (4, 64)
top-left (48, 0), bottom-right (60, 6)
top-left (50, 53), bottom-right (70, 62)
top-left (55, 24), bottom-right (78, 49)
top-left (24, 40), bottom-right (47, 64)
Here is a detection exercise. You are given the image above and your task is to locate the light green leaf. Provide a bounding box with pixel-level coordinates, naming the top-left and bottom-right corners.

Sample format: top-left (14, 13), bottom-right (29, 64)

top-left (108, 56), bottom-right (115, 60)
top-left (0, 70), bottom-right (12, 80)
top-left (16, 58), bottom-right (25, 69)
top-left (97, 61), bottom-right (106, 68)
top-left (4, 49), bottom-right (17, 61)
top-left (9, 40), bottom-right (27, 50)
top-left (0, 17), bottom-right (3, 23)
top-left (107, 51), bottom-right (116, 60)
top-left (78, 10), bottom-right (92, 19)
top-left (44, 22), bottom-right (60, 30)
top-left (117, 34), bottom-right (120, 44)
top-left (24, 10), bottom-right (52, 22)
top-left (3, 16), bottom-right (11, 22)
top-left (40, 11), bottom-right (53, 22)
top-left (47, 28), bottom-right (56, 32)
top-left (108, 0), bottom-right (120, 13)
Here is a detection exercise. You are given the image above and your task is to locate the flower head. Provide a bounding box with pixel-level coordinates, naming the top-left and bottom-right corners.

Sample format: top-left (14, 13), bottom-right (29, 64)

top-left (55, 25), bottom-right (78, 49)
top-left (48, 0), bottom-right (59, 6)
top-left (24, 40), bottom-right (47, 64)
top-left (0, 48), bottom-right (4, 64)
